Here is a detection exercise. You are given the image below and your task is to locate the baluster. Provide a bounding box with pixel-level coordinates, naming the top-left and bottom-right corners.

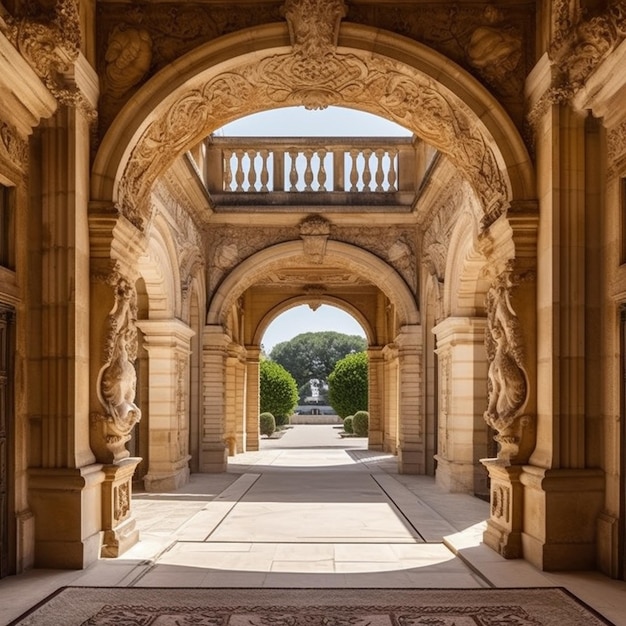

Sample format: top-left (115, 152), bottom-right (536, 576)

top-left (223, 149), bottom-right (233, 191)
top-left (333, 149), bottom-right (343, 191)
top-left (246, 150), bottom-right (258, 191)
top-left (387, 148), bottom-right (398, 192)
top-left (362, 149), bottom-right (372, 192)
top-left (349, 149), bottom-right (360, 192)
top-left (234, 149), bottom-right (245, 191)
top-left (288, 150), bottom-right (299, 191)
top-left (374, 148), bottom-right (385, 191)
top-left (260, 149), bottom-right (270, 192)
top-left (317, 149), bottom-right (327, 192)
top-left (303, 150), bottom-right (314, 191)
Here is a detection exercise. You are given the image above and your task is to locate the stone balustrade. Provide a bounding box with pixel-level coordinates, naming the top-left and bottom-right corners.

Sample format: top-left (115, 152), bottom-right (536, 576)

top-left (189, 135), bottom-right (423, 210)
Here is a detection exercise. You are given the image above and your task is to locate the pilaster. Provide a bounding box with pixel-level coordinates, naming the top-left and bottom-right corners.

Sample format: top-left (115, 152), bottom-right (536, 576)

top-left (201, 325), bottom-right (229, 472)
top-left (245, 347), bottom-right (261, 452)
top-left (367, 346), bottom-right (384, 451)
top-left (381, 343), bottom-right (399, 454)
top-left (433, 316), bottom-right (489, 494)
top-left (396, 324), bottom-right (424, 474)
top-left (136, 318), bottom-right (195, 491)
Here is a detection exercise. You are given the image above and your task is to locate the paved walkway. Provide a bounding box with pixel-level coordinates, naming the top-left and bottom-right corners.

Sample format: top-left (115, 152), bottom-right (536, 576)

top-left (1, 425), bottom-right (625, 625)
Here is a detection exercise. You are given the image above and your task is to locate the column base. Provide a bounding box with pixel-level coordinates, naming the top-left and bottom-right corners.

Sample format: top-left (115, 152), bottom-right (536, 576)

top-left (200, 444), bottom-right (228, 472)
top-left (520, 466), bottom-right (605, 571)
top-left (29, 465), bottom-right (105, 569)
top-left (435, 456), bottom-right (476, 493)
top-left (398, 445), bottom-right (424, 474)
top-left (144, 457), bottom-right (190, 492)
top-left (101, 458), bottom-right (141, 559)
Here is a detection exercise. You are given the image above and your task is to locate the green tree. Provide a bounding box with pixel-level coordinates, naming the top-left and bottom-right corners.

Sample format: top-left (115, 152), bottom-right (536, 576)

top-left (269, 331), bottom-right (367, 393)
top-left (328, 351), bottom-right (368, 418)
top-left (260, 360), bottom-right (299, 423)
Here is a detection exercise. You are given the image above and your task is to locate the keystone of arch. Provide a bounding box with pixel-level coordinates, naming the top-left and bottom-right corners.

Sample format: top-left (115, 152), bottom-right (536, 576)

top-left (92, 22), bottom-right (534, 231)
top-left (207, 240), bottom-right (419, 328)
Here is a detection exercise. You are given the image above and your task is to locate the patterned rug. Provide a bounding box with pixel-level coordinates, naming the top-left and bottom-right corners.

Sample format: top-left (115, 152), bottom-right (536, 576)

top-left (10, 587), bottom-right (615, 625)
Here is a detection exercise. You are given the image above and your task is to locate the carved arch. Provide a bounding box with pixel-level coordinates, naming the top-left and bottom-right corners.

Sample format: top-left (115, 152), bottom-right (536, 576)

top-left (136, 216), bottom-right (181, 318)
top-left (253, 296), bottom-right (374, 348)
top-left (92, 22), bottom-right (535, 230)
top-left (444, 207), bottom-right (492, 317)
top-left (207, 240), bottom-right (419, 328)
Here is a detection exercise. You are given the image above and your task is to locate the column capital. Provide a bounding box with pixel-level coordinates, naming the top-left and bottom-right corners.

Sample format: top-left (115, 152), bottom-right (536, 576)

top-left (136, 318), bottom-right (195, 347)
top-left (433, 316), bottom-right (487, 347)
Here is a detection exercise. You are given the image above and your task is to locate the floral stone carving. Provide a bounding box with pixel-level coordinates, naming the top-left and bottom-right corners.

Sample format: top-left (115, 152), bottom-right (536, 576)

top-left (92, 274), bottom-right (142, 463)
top-left (483, 266), bottom-right (530, 463)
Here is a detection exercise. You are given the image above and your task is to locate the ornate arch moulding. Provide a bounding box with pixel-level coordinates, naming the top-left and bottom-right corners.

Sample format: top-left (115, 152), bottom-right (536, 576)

top-left (206, 239), bottom-right (420, 330)
top-left (92, 21), bottom-right (534, 234)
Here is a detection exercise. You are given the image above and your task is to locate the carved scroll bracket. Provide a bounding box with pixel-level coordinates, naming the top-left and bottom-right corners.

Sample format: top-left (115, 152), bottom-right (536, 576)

top-left (3, 0), bottom-right (97, 120)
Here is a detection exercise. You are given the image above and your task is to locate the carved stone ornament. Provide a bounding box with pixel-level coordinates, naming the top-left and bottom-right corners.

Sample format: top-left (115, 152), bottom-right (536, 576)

top-left (300, 215), bottom-right (331, 263)
top-left (4, 0), bottom-right (96, 119)
top-left (608, 119), bottom-right (626, 175)
top-left (304, 284), bottom-right (327, 311)
top-left (117, 48), bottom-right (509, 231)
top-left (0, 122), bottom-right (29, 172)
top-left (530, 0), bottom-right (626, 127)
top-left (281, 0), bottom-right (347, 59)
top-left (483, 264), bottom-right (530, 463)
top-left (92, 273), bottom-right (142, 464)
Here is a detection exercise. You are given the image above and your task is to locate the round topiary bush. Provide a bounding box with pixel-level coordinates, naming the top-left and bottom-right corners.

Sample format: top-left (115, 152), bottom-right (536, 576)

top-left (274, 413), bottom-right (290, 428)
top-left (343, 415), bottom-right (354, 434)
top-left (259, 412), bottom-right (276, 438)
top-left (352, 410), bottom-right (369, 437)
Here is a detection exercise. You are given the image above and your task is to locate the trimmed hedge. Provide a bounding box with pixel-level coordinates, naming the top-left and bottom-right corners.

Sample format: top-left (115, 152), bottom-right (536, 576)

top-left (352, 410), bottom-right (369, 437)
top-left (259, 412), bottom-right (276, 437)
top-left (343, 415), bottom-right (354, 434)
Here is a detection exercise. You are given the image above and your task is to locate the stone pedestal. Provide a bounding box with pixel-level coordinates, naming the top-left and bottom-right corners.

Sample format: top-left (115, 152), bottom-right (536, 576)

top-left (520, 466), bottom-right (604, 570)
top-left (101, 457), bottom-right (141, 558)
top-left (29, 465), bottom-right (104, 568)
top-left (481, 459), bottom-right (524, 558)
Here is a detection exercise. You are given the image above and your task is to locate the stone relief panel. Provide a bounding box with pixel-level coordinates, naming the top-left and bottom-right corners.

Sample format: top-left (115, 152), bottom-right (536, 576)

top-left (334, 225), bottom-right (418, 294)
top-left (608, 119), bottom-right (626, 177)
top-left (95, 2), bottom-right (284, 131)
top-left (95, 1), bottom-right (534, 135)
top-left (0, 121), bottom-right (28, 173)
top-left (91, 270), bottom-right (142, 464)
top-left (348, 2), bottom-right (533, 122)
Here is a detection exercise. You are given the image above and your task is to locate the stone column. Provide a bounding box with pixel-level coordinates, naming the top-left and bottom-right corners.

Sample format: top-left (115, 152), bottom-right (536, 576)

top-left (432, 317), bottom-right (489, 494)
top-left (200, 325), bottom-right (228, 471)
top-left (135, 319), bottom-right (195, 491)
top-left (367, 346), bottom-right (384, 450)
top-left (245, 347), bottom-right (260, 452)
top-left (396, 324), bottom-right (424, 474)
top-left (515, 95), bottom-right (604, 569)
top-left (382, 344), bottom-right (399, 454)
top-left (27, 106), bottom-right (105, 569)
top-left (224, 342), bottom-right (246, 455)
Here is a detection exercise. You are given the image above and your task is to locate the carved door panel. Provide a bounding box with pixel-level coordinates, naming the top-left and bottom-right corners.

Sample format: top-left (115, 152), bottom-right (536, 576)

top-left (0, 305), bottom-right (14, 579)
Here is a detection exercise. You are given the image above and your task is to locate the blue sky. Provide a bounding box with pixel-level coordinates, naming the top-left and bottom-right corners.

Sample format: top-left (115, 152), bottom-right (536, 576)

top-left (220, 106), bottom-right (409, 352)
